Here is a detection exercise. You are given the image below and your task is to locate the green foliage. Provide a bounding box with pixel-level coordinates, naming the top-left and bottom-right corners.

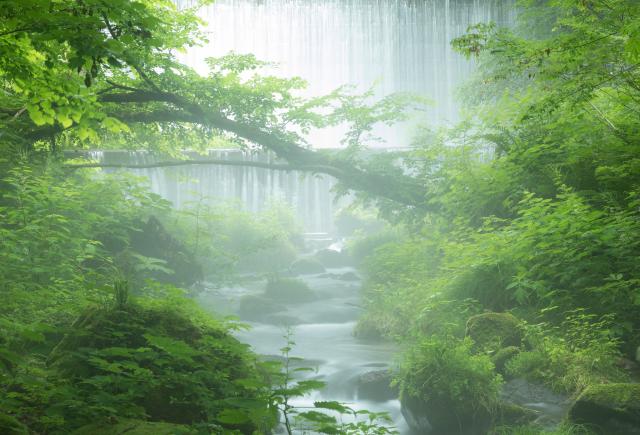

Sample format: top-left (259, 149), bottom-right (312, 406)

top-left (465, 312), bottom-right (523, 353)
top-left (505, 313), bottom-right (628, 394)
top-left (398, 336), bottom-right (502, 418)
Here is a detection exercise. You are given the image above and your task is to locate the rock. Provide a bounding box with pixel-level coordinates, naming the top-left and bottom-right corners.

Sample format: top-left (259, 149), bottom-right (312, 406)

top-left (636, 346), bottom-right (640, 363)
top-left (0, 413), bottom-right (28, 435)
top-left (568, 383), bottom-right (640, 434)
top-left (494, 402), bottom-right (539, 426)
top-left (313, 249), bottom-right (352, 268)
top-left (465, 312), bottom-right (523, 352)
top-left (264, 277), bottom-right (316, 303)
top-left (400, 393), bottom-right (492, 435)
top-left (71, 419), bottom-right (198, 435)
top-left (289, 258), bottom-right (326, 275)
top-left (338, 271), bottom-right (360, 281)
top-left (492, 346), bottom-right (520, 375)
top-left (356, 369), bottom-right (397, 402)
top-left (238, 294), bottom-right (283, 321)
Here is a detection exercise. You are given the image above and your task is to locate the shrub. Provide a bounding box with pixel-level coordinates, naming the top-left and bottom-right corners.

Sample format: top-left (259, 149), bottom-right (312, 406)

top-left (397, 336), bottom-right (502, 433)
top-left (505, 314), bottom-right (628, 394)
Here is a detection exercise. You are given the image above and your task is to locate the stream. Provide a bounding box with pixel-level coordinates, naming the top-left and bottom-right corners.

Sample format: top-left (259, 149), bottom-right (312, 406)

top-left (197, 265), bottom-right (411, 434)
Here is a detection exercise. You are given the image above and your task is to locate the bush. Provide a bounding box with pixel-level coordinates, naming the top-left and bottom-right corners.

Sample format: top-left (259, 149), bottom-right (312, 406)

top-left (47, 299), bottom-right (273, 432)
top-left (398, 337), bottom-right (502, 434)
top-left (505, 315), bottom-right (628, 394)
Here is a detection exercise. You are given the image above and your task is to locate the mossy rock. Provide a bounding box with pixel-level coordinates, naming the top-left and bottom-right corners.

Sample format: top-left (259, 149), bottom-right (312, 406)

top-left (466, 312), bottom-right (523, 352)
top-left (289, 258), bottom-right (326, 275)
top-left (72, 419), bottom-right (198, 435)
top-left (401, 392), bottom-right (493, 435)
top-left (0, 413), bottom-right (28, 435)
top-left (492, 346), bottom-right (521, 375)
top-left (48, 303), bottom-right (268, 430)
top-left (568, 383), bottom-right (640, 434)
top-left (264, 278), bottom-right (316, 303)
top-left (238, 294), bottom-right (283, 321)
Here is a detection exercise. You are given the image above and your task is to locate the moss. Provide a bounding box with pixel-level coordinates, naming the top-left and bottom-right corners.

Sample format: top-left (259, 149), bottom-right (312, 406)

top-left (569, 383), bottom-right (640, 433)
top-left (492, 346), bottom-right (521, 375)
top-left (289, 258), bottom-right (326, 275)
top-left (71, 419), bottom-right (198, 434)
top-left (466, 312), bottom-right (523, 352)
top-left (0, 413), bottom-right (28, 435)
top-left (264, 277), bottom-right (315, 303)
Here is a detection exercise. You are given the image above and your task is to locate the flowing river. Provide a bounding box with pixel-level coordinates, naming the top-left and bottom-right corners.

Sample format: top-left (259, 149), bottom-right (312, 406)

top-left (197, 264), bottom-right (411, 433)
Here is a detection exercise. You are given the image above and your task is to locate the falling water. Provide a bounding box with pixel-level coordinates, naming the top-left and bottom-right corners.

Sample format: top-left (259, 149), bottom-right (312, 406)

top-left (178, 0), bottom-right (516, 137)
top-left (85, 150), bottom-right (337, 233)
top-left (99, 0), bottom-right (516, 234)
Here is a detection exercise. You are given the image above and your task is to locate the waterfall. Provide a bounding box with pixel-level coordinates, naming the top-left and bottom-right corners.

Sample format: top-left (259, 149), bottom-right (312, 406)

top-left (92, 1), bottom-right (516, 233)
top-left (86, 150), bottom-right (338, 234)
top-left (177, 0), bottom-right (516, 144)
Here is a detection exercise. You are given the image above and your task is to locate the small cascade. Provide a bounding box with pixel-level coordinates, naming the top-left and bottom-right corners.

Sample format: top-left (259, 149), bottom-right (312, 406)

top-left (86, 150), bottom-right (338, 234)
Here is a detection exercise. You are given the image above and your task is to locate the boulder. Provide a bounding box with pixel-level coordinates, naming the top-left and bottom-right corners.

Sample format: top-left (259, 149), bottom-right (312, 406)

top-left (264, 277), bottom-right (316, 303)
top-left (465, 312), bottom-right (523, 352)
top-left (238, 294), bottom-right (283, 321)
top-left (289, 258), bottom-right (326, 275)
top-left (356, 369), bottom-right (397, 402)
top-left (568, 383), bottom-right (640, 434)
top-left (400, 393), bottom-right (492, 435)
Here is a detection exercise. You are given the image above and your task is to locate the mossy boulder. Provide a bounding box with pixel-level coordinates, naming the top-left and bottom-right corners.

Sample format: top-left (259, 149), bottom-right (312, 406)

top-left (0, 413), bottom-right (28, 435)
top-left (492, 346), bottom-right (521, 375)
top-left (568, 383), bottom-right (640, 434)
top-left (466, 312), bottom-right (523, 352)
top-left (72, 419), bottom-right (198, 435)
top-left (289, 258), bottom-right (326, 275)
top-left (49, 303), bottom-right (269, 431)
top-left (356, 369), bottom-right (397, 402)
top-left (264, 277), bottom-right (316, 303)
top-left (238, 294), bottom-right (283, 321)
